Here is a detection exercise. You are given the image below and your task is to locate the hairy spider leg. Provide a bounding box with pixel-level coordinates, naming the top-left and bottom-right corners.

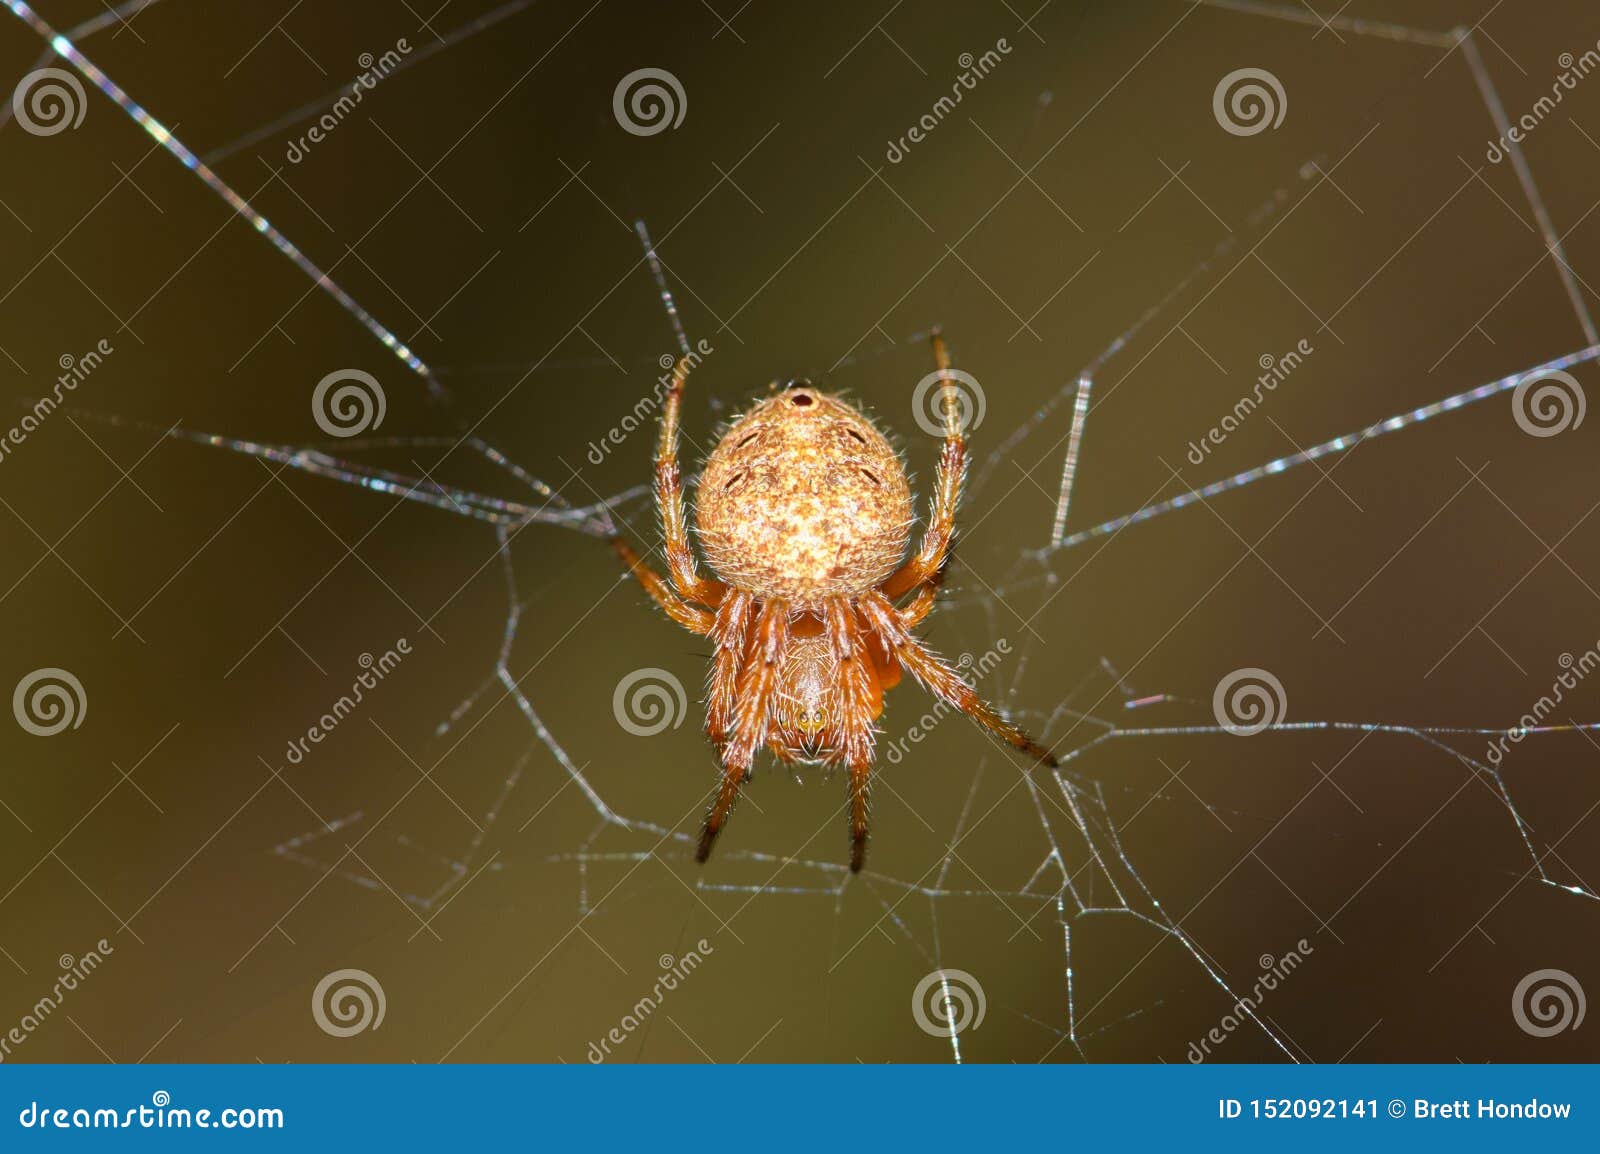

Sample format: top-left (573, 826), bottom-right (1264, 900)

top-left (896, 579), bottom-right (939, 628)
top-left (706, 589), bottom-right (754, 746)
top-left (698, 598), bottom-right (788, 862)
top-left (884, 329), bottom-right (965, 600)
top-left (656, 353), bottom-right (727, 606)
top-left (609, 538), bottom-right (714, 634)
top-left (859, 591), bottom-right (1058, 768)
top-left (826, 599), bottom-right (884, 871)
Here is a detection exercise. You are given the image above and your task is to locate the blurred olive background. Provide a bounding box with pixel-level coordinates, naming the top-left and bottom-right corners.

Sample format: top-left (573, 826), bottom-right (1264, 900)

top-left (0, 0), bottom-right (1597, 1064)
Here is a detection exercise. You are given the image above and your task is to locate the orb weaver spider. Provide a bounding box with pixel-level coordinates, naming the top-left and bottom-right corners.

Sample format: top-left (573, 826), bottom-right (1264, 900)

top-left (610, 332), bottom-right (1057, 872)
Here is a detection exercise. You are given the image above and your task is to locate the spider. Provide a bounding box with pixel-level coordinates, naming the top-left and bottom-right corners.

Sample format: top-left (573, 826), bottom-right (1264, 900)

top-left (610, 332), bottom-right (1056, 872)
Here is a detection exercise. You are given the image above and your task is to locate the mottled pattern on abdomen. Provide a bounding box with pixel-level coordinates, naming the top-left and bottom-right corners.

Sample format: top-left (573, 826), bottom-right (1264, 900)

top-left (695, 387), bottom-right (913, 606)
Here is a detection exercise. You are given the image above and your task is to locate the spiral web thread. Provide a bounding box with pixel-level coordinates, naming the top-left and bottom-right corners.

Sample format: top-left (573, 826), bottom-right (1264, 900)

top-left (16, 0), bottom-right (1600, 1063)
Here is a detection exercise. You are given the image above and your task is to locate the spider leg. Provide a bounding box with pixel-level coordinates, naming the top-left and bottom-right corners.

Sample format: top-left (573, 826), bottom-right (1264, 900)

top-left (706, 589), bottom-right (754, 746)
top-left (656, 353), bottom-right (727, 606)
top-left (826, 599), bottom-right (884, 871)
top-left (895, 581), bottom-right (939, 628)
top-left (883, 329), bottom-right (965, 600)
top-left (859, 591), bottom-right (1057, 767)
top-left (863, 572), bottom-right (942, 692)
top-left (609, 538), bottom-right (714, 634)
top-left (725, 599), bottom-right (788, 767)
top-left (698, 598), bottom-right (787, 863)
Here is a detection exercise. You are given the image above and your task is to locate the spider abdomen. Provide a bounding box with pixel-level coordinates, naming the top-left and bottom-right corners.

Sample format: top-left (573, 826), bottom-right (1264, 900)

top-left (695, 386), bottom-right (912, 605)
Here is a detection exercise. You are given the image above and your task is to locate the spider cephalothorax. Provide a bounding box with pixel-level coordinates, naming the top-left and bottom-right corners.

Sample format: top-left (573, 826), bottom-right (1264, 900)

top-left (611, 334), bottom-right (1056, 871)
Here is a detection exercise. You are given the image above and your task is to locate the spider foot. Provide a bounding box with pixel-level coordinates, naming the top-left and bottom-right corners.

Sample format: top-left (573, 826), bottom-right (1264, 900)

top-left (849, 831), bottom-right (867, 873)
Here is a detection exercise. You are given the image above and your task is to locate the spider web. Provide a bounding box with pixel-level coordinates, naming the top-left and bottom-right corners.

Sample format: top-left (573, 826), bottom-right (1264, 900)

top-left (5, 0), bottom-right (1599, 1064)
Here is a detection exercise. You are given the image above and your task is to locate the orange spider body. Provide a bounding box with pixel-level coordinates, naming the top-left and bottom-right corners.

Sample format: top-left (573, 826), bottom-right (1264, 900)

top-left (611, 334), bottom-right (1056, 871)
